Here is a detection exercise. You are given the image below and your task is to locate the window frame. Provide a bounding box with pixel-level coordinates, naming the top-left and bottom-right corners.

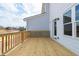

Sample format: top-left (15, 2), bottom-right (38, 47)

top-left (63, 10), bottom-right (72, 36)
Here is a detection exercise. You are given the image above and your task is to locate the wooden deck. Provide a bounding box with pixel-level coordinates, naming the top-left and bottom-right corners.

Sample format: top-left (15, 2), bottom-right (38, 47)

top-left (5, 38), bottom-right (76, 56)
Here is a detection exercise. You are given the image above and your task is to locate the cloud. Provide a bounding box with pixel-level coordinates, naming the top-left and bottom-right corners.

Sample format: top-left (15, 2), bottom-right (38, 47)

top-left (22, 3), bottom-right (42, 16)
top-left (0, 3), bottom-right (42, 27)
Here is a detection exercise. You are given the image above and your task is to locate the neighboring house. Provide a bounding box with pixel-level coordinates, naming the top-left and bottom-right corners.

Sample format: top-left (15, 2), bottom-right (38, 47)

top-left (23, 3), bottom-right (50, 37)
top-left (24, 3), bottom-right (79, 55)
top-left (23, 3), bottom-right (49, 31)
top-left (23, 13), bottom-right (49, 31)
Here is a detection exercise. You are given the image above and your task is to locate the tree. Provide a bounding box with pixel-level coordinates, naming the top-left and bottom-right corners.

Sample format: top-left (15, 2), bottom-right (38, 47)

top-left (18, 27), bottom-right (26, 31)
top-left (5, 27), bottom-right (11, 30)
top-left (0, 26), bottom-right (4, 29)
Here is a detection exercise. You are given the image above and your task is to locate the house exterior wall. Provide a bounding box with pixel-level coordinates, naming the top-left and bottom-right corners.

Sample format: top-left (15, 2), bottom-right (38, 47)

top-left (49, 3), bottom-right (79, 55)
top-left (27, 14), bottom-right (49, 31)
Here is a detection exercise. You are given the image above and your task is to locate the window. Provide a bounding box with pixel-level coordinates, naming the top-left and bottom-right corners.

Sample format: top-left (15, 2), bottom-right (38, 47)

top-left (76, 22), bottom-right (79, 37)
top-left (64, 23), bottom-right (72, 36)
top-left (63, 10), bottom-right (71, 23)
top-left (63, 10), bottom-right (72, 36)
top-left (75, 5), bottom-right (79, 37)
top-left (75, 5), bottom-right (79, 21)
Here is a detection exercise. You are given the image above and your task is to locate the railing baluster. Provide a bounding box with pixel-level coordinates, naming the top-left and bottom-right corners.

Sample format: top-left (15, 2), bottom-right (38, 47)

top-left (10, 34), bottom-right (11, 49)
top-left (12, 34), bottom-right (13, 48)
top-left (11, 34), bottom-right (12, 49)
top-left (2, 34), bottom-right (4, 55)
top-left (13, 34), bottom-right (15, 48)
top-left (8, 34), bottom-right (10, 50)
top-left (7, 35), bottom-right (8, 51)
top-left (15, 33), bottom-right (17, 46)
top-left (5, 35), bottom-right (7, 52)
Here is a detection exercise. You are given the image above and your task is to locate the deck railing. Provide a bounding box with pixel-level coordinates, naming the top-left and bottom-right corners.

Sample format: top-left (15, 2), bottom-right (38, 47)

top-left (0, 31), bottom-right (30, 55)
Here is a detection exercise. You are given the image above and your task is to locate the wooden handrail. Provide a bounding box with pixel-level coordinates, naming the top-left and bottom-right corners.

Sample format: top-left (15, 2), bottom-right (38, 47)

top-left (0, 31), bottom-right (30, 55)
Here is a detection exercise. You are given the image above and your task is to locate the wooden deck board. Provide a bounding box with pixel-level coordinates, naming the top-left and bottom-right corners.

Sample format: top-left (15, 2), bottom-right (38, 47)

top-left (5, 38), bottom-right (76, 56)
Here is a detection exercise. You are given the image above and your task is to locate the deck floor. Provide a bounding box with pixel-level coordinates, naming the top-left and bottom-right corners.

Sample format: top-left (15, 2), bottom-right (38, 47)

top-left (6, 38), bottom-right (76, 56)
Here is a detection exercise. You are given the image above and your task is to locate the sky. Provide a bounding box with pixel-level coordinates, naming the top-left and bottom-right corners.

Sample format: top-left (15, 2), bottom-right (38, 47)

top-left (0, 3), bottom-right (42, 28)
